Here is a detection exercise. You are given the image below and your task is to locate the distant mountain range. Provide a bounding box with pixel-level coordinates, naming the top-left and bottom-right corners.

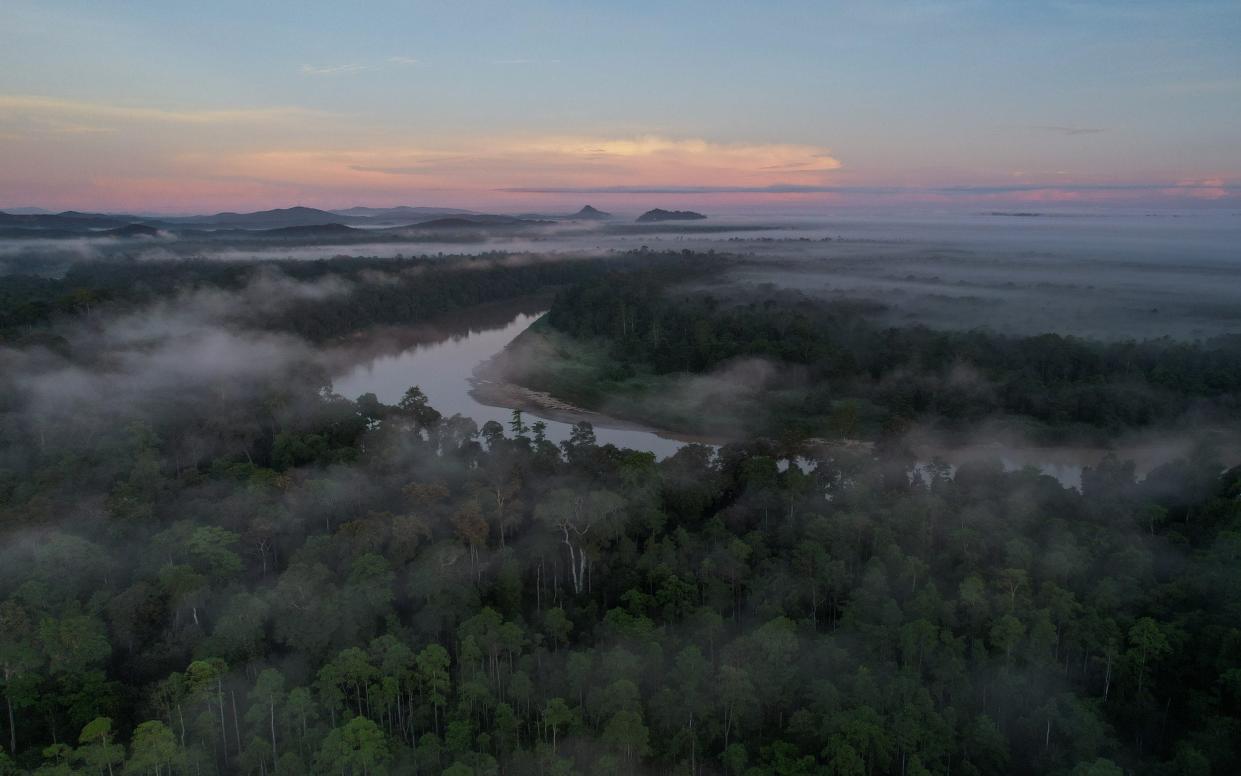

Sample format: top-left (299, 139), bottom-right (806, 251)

top-left (0, 206), bottom-right (352, 231)
top-left (0, 211), bottom-right (151, 230)
top-left (513, 204), bottom-right (614, 221)
top-left (259, 223), bottom-right (360, 238)
top-left (408, 216), bottom-right (533, 229)
top-left (0, 204), bottom-right (710, 240)
top-left (571, 205), bottom-right (611, 220)
top-left (636, 208), bottom-right (707, 222)
top-left (102, 223), bottom-right (162, 238)
top-left (166, 206), bottom-right (360, 229)
top-left (329, 206), bottom-right (478, 220)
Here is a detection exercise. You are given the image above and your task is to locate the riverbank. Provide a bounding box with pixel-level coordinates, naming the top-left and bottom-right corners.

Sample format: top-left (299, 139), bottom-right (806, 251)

top-left (333, 303), bottom-right (698, 457)
top-left (467, 377), bottom-right (721, 446)
top-left (468, 319), bottom-right (724, 443)
top-left (464, 311), bottom-right (1241, 486)
top-left (468, 318), bottom-right (779, 442)
top-left (330, 293), bottom-right (555, 368)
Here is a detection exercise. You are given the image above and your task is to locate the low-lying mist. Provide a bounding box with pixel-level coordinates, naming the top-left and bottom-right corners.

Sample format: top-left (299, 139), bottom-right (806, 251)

top-left (2, 218), bottom-right (1240, 775)
top-left (7, 211), bottom-right (1238, 342)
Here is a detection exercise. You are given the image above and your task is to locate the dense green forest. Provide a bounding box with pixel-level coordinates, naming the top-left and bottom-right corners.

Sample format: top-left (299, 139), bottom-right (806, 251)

top-left (1, 381), bottom-right (1239, 775)
top-left (543, 273), bottom-right (1241, 440)
top-left (1, 254), bottom-right (1239, 775)
top-left (0, 251), bottom-right (717, 342)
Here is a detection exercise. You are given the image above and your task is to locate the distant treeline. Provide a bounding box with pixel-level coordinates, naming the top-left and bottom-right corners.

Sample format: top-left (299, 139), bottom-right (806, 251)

top-left (546, 273), bottom-right (1241, 436)
top-left (0, 251), bottom-right (721, 342)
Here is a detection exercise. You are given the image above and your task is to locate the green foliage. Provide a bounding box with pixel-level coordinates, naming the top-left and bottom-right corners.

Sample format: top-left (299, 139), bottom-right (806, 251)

top-left (125, 721), bottom-right (179, 775)
top-left (2, 262), bottom-right (1241, 775)
top-left (545, 274), bottom-right (1241, 437)
top-left (76, 716), bottom-right (124, 774)
top-left (315, 717), bottom-right (389, 776)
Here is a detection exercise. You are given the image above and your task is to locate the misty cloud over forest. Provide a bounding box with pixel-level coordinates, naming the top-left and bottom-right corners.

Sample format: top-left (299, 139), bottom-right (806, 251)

top-left (1, 210), bottom-right (1240, 776)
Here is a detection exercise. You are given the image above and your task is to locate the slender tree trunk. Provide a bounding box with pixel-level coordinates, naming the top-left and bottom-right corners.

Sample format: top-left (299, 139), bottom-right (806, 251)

top-left (6, 691), bottom-right (15, 761)
top-left (1103, 655), bottom-right (1113, 700)
top-left (231, 690), bottom-right (242, 755)
top-left (270, 695), bottom-right (278, 767)
top-left (217, 682), bottom-right (229, 769)
top-left (689, 713), bottom-right (696, 776)
top-left (562, 528), bottom-right (581, 594)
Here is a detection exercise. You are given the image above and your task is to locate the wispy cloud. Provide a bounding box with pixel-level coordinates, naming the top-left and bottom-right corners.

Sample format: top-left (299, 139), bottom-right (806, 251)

top-left (350, 158), bottom-right (472, 175)
top-left (1028, 125), bottom-right (1106, 136)
top-left (490, 58), bottom-right (561, 65)
top-left (0, 94), bottom-right (319, 124)
top-left (300, 63), bottom-right (374, 76)
top-left (935, 181), bottom-right (1238, 194)
top-left (300, 57), bottom-right (421, 76)
top-left (499, 181), bottom-right (1239, 196)
top-left (350, 165), bottom-right (434, 176)
top-left (45, 120), bottom-right (117, 134)
top-left (499, 184), bottom-right (872, 194)
top-left (208, 136), bottom-right (845, 193)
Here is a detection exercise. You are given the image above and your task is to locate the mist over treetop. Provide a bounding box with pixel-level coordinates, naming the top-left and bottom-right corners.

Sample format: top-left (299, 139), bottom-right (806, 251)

top-left (1, 238), bottom-right (1240, 774)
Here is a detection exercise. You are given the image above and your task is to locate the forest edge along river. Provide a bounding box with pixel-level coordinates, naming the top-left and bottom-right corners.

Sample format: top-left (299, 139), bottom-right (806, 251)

top-left (332, 299), bottom-right (692, 459)
top-left (331, 299), bottom-right (1237, 488)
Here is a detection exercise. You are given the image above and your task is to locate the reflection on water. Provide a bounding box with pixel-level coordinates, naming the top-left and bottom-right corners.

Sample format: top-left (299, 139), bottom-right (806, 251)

top-left (333, 306), bottom-right (1231, 482)
top-left (332, 310), bottom-right (689, 458)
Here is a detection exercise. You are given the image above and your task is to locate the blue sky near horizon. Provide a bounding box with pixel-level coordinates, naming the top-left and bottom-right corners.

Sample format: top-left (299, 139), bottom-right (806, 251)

top-left (1, 0), bottom-right (1238, 212)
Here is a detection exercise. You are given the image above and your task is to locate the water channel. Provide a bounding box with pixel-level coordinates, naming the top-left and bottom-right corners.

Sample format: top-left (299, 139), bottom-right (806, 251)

top-left (333, 305), bottom-right (1231, 488)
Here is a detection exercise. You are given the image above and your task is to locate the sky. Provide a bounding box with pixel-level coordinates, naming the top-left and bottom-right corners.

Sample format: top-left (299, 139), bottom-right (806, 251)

top-left (1, 0), bottom-right (1238, 213)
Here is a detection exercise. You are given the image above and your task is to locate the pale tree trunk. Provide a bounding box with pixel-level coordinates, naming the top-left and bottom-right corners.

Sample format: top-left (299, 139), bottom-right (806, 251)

top-left (6, 690), bottom-right (16, 759)
top-left (562, 526), bottom-right (582, 594)
top-left (689, 713), bottom-right (696, 776)
top-left (270, 695), bottom-right (278, 768)
top-left (494, 487), bottom-right (507, 547)
top-left (231, 691), bottom-right (242, 754)
top-left (1103, 654), bottom-right (1113, 700)
top-left (216, 687), bottom-right (229, 769)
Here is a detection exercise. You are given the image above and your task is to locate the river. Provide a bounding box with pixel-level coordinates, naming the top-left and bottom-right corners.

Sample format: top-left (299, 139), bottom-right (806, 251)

top-left (332, 306), bottom-right (690, 458)
top-left (333, 304), bottom-right (1234, 487)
